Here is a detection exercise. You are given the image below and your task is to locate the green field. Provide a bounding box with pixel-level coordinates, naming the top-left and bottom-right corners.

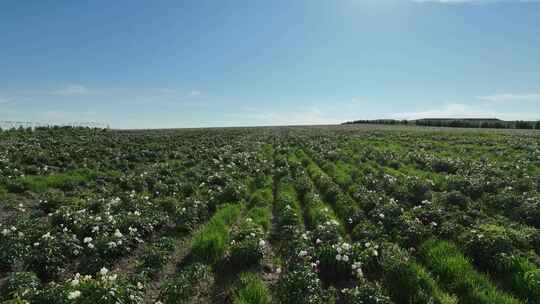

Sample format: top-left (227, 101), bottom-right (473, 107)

top-left (0, 124), bottom-right (539, 303)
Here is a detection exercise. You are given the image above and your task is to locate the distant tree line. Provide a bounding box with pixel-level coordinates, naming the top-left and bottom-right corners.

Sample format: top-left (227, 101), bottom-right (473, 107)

top-left (0, 125), bottom-right (110, 133)
top-left (343, 119), bottom-right (540, 130)
top-left (343, 119), bottom-right (410, 125)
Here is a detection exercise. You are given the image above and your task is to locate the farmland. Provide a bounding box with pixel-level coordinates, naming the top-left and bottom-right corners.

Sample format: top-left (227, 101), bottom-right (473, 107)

top-left (1, 124), bottom-right (539, 304)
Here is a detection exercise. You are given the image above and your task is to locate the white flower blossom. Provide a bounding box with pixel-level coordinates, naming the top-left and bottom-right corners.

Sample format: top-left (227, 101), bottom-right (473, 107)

top-left (114, 229), bottom-right (123, 238)
top-left (68, 290), bottom-right (81, 299)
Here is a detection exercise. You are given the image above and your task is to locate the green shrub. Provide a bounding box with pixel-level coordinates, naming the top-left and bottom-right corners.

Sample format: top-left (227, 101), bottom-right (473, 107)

top-left (340, 281), bottom-right (394, 304)
top-left (458, 223), bottom-right (534, 271)
top-left (0, 272), bottom-right (40, 301)
top-left (24, 231), bottom-right (81, 280)
top-left (352, 220), bottom-right (386, 243)
top-left (0, 186), bottom-right (7, 199)
top-left (229, 208), bottom-right (269, 269)
top-left (160, 263), bottom-right (214, 304)
top-left (3, 272), bottom-right (143, 304)
top-left (175, 197), bottom-right (209, 233)
top-left (276, 263), bottom-right (325, 304)
top-left (37, 190), bottom-right (67, 213)
top-left (136, 246), bottom-right (169, 278)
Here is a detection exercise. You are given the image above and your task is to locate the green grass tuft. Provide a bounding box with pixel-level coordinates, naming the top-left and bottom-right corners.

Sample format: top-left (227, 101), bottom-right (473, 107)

top-left (233, 272), bottom-right (271, 304)
top-left (420, 239), bottom-right (522, 304)
top-left (192, 204), bottom-right (242, 265)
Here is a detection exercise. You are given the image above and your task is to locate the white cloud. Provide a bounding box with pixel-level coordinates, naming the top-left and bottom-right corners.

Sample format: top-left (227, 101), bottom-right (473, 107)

top-left (225, 106), bottom-right (340, 126)
top-left (189, 90), bottom-right (201, 97)
top-left (391, 102), bottom-right (539, 120)
top-left (50, 84), bottom-right (90, 96)
top-left (391, 103), bottom-right (491, 119)
top-left (156, 88), bottom-right (178, 94)
top-left (477, 93), bottom-right (540, 103)
top-left (37, 109), bottom-right (101, 125)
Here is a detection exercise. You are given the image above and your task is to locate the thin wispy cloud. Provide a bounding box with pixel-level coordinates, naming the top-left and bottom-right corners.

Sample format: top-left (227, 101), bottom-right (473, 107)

top-left (156, 88), bottom-right (178, 95)
top-left (391, 102), bottom-right (539, 120)
top-left (13, 86), bottom-right (203, 104)
top-left (226, 106), bottom-right (339, 126)
top-left (391, 103), bottom-right (489, 119)
top-left (478, 93), bottom-right (540, 103)
top-left (0, 98), bottom-right (10, 104)
top-left (50, 84), bottom-right (90, 96)
top-left (145, 88), bottom-right (202, 98)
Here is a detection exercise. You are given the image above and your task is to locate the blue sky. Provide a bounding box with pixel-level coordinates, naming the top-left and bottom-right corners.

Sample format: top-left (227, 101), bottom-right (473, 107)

top-left (1, 0), bottom-right (539, 128)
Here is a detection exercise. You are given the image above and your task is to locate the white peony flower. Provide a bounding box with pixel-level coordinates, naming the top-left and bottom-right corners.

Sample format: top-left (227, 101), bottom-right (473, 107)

top-left (68, 290), bottom-right (81, 299)
top-left (114, 229), bottom-right (123, 238)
